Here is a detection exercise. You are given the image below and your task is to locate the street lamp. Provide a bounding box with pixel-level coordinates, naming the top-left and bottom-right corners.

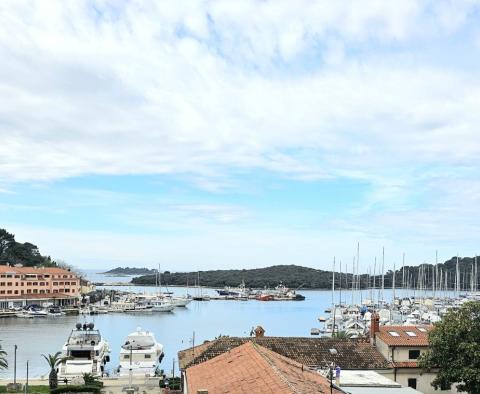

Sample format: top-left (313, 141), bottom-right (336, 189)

top-left (13, 345), bottom-right (17, 385)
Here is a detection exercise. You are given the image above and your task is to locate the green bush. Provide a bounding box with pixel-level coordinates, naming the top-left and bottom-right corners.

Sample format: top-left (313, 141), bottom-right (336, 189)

top-left (50, 385), bottom-right (101, 394)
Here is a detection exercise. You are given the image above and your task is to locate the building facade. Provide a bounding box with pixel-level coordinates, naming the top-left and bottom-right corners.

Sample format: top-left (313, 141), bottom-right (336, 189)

top-left (370, 314), bottom-right (458, 394)
top-left (0, 265), bottom-right (80, 308)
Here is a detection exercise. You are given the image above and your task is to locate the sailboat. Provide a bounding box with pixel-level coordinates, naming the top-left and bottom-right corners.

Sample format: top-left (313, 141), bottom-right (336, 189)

top-left (193, 271), bottom-right (210, 301)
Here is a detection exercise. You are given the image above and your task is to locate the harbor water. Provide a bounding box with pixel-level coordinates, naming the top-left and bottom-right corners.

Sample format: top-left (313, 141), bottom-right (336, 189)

top-left (0, 271), bottom-right (451, 379)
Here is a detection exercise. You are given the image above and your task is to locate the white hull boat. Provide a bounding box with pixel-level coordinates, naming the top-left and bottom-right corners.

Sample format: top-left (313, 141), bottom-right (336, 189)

top-left (58, 323), bottom-right (110, 378)
top-left (118, 327), bottom-right (164, 377)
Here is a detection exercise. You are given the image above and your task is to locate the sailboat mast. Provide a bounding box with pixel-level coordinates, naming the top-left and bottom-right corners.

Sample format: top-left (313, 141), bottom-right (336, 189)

top-left (351, 256), bottom-right (355, 305)
top-left (381, 247), bottom-right (385, 303)
top-left (392, 262), bottom-right (396, 305)
top-left (339, 260), bottom-right (342, 306)
top-left (357, 242), bottom-right (361, 302)
top-left (373, 257), bottom-right (376, 305)
top-left (332, 257), bottom-right (335, 307)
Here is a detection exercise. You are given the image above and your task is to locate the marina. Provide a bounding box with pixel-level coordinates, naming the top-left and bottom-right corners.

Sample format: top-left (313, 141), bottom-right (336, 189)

top-left (0, 284), bottom-right (458, 380)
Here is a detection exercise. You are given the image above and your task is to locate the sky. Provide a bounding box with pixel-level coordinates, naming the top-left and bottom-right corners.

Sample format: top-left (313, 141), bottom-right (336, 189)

top-left (1, 0), bottom-right (480, 271)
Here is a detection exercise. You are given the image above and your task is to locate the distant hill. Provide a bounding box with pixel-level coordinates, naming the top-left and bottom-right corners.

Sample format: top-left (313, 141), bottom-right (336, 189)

top-left (102, 267), bottom-right (156, 275)
top-left (0, 228), bottom-right (56, 267)
top-left (131, 265), bottom-right (340, 289)
top-left (132, 256), bottom-right (480, 290)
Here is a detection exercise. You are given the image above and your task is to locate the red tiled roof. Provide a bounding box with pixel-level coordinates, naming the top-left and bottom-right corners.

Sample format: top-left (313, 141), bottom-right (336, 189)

top-left (0, 265), bottom-right (77, 275)
top-left (376, 325), bottom-right (432, 347)
top-left (186, 342), bottom-right (342, 394)
top-left (179, 336), bottom-right (392, 370)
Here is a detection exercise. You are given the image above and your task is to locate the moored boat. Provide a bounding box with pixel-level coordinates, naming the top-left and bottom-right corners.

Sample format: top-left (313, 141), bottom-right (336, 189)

top-left (58, 323), bottom-right (110, 378)
top-left (118, 327), bottom-right (164, 377)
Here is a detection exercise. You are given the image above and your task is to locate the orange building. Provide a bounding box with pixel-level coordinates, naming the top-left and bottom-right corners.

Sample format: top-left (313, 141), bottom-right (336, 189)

top-left (0, 265), bottom-right (80, 309)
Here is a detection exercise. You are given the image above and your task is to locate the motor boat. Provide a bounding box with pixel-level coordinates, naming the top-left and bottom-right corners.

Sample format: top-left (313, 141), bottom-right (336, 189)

top-left (15, 310), bottom-right (34, 318)
top-left (58, 323), bottom-right (110, 378)
top-left (118, 327), bottom-right (164, 377)
top-left (124, 303), bottom-right (153, 313)
top-left (150, 299), bottom-right (174, 312)
top-left (20, 305), bottom-right (48, 317)
top-left (48, 306), bottom-right (65, 317)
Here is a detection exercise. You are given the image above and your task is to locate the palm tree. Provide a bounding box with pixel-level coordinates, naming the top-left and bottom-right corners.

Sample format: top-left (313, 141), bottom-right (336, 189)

top-left (42, 352), bottom-right (65, 389)
top-left (0, 342), bottom-right (7, 370)
top-left (333, 330), bottom-right (353, 339)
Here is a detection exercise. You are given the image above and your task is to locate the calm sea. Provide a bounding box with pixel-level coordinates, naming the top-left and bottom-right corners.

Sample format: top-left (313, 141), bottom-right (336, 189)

top-left (0, 270), bottom-right (440, 379)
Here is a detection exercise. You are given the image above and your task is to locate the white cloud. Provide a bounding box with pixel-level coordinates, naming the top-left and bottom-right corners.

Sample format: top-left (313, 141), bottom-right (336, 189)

top-left (0, 0), bottom-right (479, 185)
top-left (1, 1), bottom-right (480, 269)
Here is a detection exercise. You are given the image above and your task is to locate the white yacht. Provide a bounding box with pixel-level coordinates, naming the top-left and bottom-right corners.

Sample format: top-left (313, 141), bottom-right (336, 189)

top-left (58, 323), bottom-right (110, 378)
top-left (118, 328), bottom-right (164, 377)
top-left (170, 296), bottom-right (192, 307)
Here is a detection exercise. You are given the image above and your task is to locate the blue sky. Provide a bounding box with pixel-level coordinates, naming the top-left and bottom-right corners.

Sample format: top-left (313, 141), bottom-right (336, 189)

top-left (1, 1), bottom-right (480, 270)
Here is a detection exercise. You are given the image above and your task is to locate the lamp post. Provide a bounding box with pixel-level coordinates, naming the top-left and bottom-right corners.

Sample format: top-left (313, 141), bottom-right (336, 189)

top-left (129, 344), bottom-right (133, 389)
top-left (13, 345), bottom-right (17, 385)
top-left (24, 360), bottom-right (29, 394)
top-left (329, 363), bottom-right (333, 394)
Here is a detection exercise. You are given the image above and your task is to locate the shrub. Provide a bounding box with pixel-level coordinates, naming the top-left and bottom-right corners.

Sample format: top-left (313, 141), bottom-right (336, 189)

top-left (50, 385), bottom-right (101, 394)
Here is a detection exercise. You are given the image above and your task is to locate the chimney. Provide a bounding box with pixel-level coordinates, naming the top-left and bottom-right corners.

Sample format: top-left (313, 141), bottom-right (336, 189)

top-left (254, 326), bottom-right (265, 338)
top-left (370, 312), bottom-right (380, 345)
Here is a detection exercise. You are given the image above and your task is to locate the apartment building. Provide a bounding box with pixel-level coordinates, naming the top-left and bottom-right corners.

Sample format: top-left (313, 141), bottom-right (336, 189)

top-left (370, 313), bottom-right (458, 394)
top-left (0, 265), bottom-right (80, 308)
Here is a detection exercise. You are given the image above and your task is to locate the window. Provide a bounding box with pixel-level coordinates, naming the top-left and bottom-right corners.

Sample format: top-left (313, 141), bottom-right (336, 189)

top-left (123, 355), bottom-right (130, 359)
top-left (0, 291), bottom-right (4, 294)
top-left (408, 378), bottom-right (417, 389)
top-left (406, 331), bottom-right (417, 337)
top-left (7, 282), bottom-right (12, 286)
top-left (418, 327), bottom-right (427, 332)
top-left (14, 290), bottom-right (18, 294)
top-left (53, 282), bottom-right (58, 286)
top-left (27, 289), bottom-right (31, 294)
top-left (33, 289), bottom-right (38, 294)
top-left (388, 331), bottom-right (400, 337)
top-left (0, 282), bottom-right (4, 286)
top-left (7, 290), bottom-right (12, 294)
top-left (409, 350), bottom-right (421, 359)
top-left (145, 354), bottom-right (151, 359)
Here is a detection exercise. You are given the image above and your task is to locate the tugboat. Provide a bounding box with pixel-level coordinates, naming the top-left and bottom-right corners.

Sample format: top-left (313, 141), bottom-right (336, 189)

top-left (118, 327), bottom-right (164, 377)
top-left (58, 323), bottom-right (110, 378)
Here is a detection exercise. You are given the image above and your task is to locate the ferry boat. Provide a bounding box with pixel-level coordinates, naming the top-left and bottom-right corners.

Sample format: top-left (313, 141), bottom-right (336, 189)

top-left (118, 327), bottom-right (164, 377)
top-left (58, 323), bottom-right (110, 378)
